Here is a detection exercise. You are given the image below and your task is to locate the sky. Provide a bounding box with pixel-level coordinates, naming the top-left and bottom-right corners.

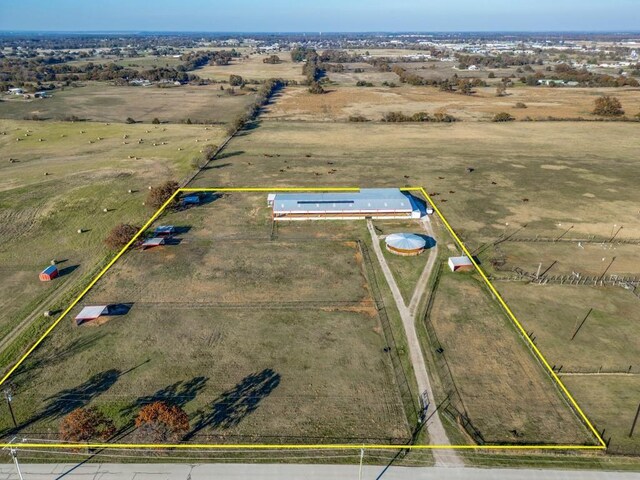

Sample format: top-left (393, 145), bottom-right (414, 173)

top-left (1, 0), bottom-right (639, 33)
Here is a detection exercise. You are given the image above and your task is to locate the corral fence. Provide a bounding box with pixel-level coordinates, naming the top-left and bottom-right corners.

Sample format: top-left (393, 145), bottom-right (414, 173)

top-left (357, 240), bottom-right (420, 441)
top-left (499, 236), bottom-right (640, 245)
top-left (420, 262), bottom-right (485, 445)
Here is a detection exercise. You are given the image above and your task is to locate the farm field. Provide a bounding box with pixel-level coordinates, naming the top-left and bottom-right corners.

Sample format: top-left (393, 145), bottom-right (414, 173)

top-left (197, 53), bottom-right (306, 82)
top-left (426, 270), bottom-right (593, 445)
top-left (498, 284), bottom-right (640, 371)
top-left (0, 119), bottom-right (225, 357)
top-left (263, 85), bottom-right (640, 122)
top-left (190, 120), bottom-right (640, 242)
top-left (495, 283), bottom-right (640, 454)
top-left (563, 376), bottom-right (640, 455)
top-left (0, 82), bottom-right (256, 124)
top-left (1, 193), bottom-right (411, 445)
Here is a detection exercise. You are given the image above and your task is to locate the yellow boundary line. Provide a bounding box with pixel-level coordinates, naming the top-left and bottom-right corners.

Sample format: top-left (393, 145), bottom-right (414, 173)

top-left (0, 186), bottom-right (606, 451)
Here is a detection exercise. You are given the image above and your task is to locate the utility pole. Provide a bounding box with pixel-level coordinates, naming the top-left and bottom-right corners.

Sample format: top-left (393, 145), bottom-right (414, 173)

top-left (358, 445), bottom-right (364, 480)
top-left (3, 437), bottom-right (24, 480)
top-left (3, 386), bottom-right (17, 428)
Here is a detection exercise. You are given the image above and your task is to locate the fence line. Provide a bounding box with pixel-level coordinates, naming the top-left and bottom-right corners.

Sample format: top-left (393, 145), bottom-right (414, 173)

top-left (357, 240), bottom-right (419, 441)
top-left (420, 262), bottom-right (485, 445)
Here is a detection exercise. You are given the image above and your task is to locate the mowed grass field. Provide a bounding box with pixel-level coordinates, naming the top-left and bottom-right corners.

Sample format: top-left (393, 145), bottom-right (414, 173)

top-left (0, 82), bottom-right (257, 124)
top-left (190, 121), bottom-right (640, 242)
top-left (189, 118), bottom-right (640, 450)
top-left (563, 376), bottom-right (640, 455)
top-left (197, 53), bottom-right (306, 82)
top-left (427, 271), bottom-right (593, 445)
top-left (2, 193), bottom-right (410, 444)
top-left (498, 284), bottom-right (640, 372)
top-left (263, 85), bottom-right (640, 122)
top-left (0, 119), bottom-right (225, 353)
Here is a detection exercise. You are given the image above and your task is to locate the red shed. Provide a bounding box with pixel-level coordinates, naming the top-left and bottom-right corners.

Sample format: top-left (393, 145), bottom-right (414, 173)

top-left (39, 265), bottom-right (59, 281)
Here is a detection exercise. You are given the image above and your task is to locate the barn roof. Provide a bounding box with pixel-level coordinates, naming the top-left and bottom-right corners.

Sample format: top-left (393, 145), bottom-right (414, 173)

top-left (142, 237), bottom-right (165, 247)
top-left (75, 305), bottom-right (108, 321)
top-left (41, 265), bottom-right (58, 275)
top-left (154, 225), bottom-right (175, 235)
top-left (272, 189), bottom-right (417, 214)
top-left (448, 256), bottom-right (473, 266)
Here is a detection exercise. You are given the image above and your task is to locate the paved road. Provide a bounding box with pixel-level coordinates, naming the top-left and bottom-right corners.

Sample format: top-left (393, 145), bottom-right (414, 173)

top-left (1, 463), bottom-right (638, 480)
top-left (366, 220), bottom-right (462, 467)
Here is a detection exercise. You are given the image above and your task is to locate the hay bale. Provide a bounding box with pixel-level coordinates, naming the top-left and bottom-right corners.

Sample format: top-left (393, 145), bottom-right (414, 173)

top-left (43, 172), bottom-right (49, 176)
top-left (128, 189), bottom-right (133, 193)
top-left (103, 208), bottom-right (109, 212)
top-left (77, 229), bottom-right (83, 234)
top-left (43, 310), bottom-right (52, 317)
top-left (50, 259), bottom-right (56, 265)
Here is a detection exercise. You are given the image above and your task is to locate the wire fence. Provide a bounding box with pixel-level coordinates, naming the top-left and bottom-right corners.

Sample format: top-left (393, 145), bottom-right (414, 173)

top-left (357, 240), bottom-right (420, 439)
top-left (420, 262), bottom-right (485, 445)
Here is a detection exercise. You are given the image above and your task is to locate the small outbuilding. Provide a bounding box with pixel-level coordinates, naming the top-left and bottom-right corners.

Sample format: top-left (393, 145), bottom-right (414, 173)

top-left (385, 233), bottom-right (427, 256)
top-left (75, 305), bottom-right (109, 325)
top-left (154, 225), bottom-right (175, 236)
top-left (39, 265), bottom-right (59, 281)
top-left (141, 237), bottom-right (165, 249)
top-left (448, 256), bottom-right (474, 272)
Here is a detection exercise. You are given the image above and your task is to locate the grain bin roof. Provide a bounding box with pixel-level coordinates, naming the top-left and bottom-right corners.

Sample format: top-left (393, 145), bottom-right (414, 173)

top-left (385, 233), bottom-right (427, 251)
top-left (272, 188), bottom-right (416, 214)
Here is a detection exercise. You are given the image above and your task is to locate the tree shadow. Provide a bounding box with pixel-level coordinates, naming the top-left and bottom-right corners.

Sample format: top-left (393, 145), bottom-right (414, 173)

top-left (200, 163), bottom-right (231, 171)
top-left (121, 376), bottom-right (209, 418)
top-left (185, 369), bottom-right (280, 440)
top-left (15, 368), bottom-right (121, 433)
top-left (215, 150), bottom-right (245, 160)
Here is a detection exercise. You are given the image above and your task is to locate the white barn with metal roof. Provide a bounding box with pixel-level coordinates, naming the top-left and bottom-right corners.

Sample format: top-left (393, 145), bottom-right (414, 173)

top-left (269, 188), bottom-right (422, 221)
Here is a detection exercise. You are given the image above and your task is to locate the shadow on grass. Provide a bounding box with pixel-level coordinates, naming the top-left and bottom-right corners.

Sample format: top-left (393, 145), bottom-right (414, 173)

top-left (13, 368), bottom-right (122, 434)
top-left (185, 368), bottom-right (280, 440)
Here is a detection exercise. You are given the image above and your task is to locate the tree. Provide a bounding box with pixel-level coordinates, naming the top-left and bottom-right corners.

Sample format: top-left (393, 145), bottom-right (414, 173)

top-left (495, 85), bottom-right (507, 97)
top-left (146, 180), bottom-right (179, 209)
top-left (229, 74), bottom-right (244, 87)
top-left (60, 407), bottom-right (115, 442)
top-left (263, 55), bottom-right (281, 64)
top-left (135, 401), bottom-right (189, 442)
top-left (152, 117), bottom-right (160, 124)
top-left (105, 223), bottom-right (139, 249)
top-left (125, 117), bottom-right (136, 124)
top-left (492, 112), bottom-right (515, 122)
top-left (456, 79), bottom-right (474, 95)
top-left (308, 81), bottom-right (325, 94)
top-left (593, 95), bottom-right (624, 116)
top-left (488, 72), bottom-right (496, 78)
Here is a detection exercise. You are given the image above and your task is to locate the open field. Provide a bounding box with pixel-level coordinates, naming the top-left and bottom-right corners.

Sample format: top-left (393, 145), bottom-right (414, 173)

top-left (498, 284), bottom-right (640, 371)
top-left (0, 119), bottom-right (225, 351)
top-left (0, 83), bottom-right (256, 124)
top-left (1, 193), bottom-right (410, 444)
top-left (197, 53), bottom-right (306, 82)
top-left (190, 121), bottom-right (640, 242)
top-left (563, 376), bottom-right (640, 455)
top-left (263, 85), bottom-right (640, 122)
top-left (427, 271), bottom-right (593, 445)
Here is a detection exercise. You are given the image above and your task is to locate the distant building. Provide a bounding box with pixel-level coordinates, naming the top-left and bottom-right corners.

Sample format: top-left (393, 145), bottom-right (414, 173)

top-left (269, 188), bottom-right (422, 221)
top-left (8, 88), bottom-right (24, 95)
top-left (34, 91), bottom-right (49, 98)
top-left (448, 256), bottom-right (474, 272)
top-left (468, 65), bottom-right (479, 71)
